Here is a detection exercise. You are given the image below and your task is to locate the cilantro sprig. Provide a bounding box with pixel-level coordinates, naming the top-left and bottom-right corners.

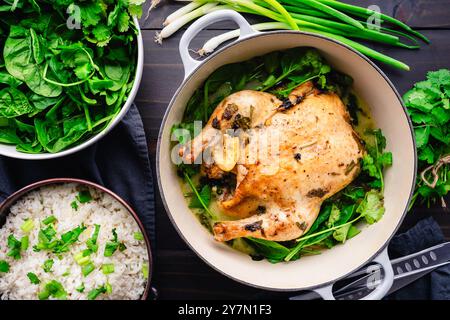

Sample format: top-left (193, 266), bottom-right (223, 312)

top-left (404, 69), bottom-right (450, 208)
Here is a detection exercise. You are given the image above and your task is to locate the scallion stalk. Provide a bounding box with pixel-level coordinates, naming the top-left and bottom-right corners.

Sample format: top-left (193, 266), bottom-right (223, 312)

top-left (260, 0), bottom-right (298, 30)
top-left (156, 3), bottom-right (226, 43)
top-left (296, 0), bottom-right (364, 29)
top-left (313, 0), bottom-right (429, 43)
top-left (164, 0), bottom-right (207, 26)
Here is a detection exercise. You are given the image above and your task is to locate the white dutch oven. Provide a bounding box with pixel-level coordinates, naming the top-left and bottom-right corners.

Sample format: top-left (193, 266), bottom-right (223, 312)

top-left (157, 10), bottom-right (417, 299)
top-left (0, 17), bottom-right (144, 160)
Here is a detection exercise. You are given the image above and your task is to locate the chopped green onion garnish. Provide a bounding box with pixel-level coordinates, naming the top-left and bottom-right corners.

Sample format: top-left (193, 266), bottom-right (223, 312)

top-left (74, 252), bottom-right (91, 266)
top-left (87, 285), bottom-right (107, 300)
top-left (106, 282), bottom-right (112, 294)
top-left (42, 215), bottom-right (57, 225)
top-left (62, 269), bottom-right (71, 277)
top-left (82, 262), bottom-right (95, 277)
top-left (142, 263), bottom-right (149, 279)
top-left (0, 260), bottom-right (10, 273)
top-left (76, 190), bottom-right (92, 203)
top-left (71, 201), bottom-right (79, 211)
top-left (76, 282), bottom-right (85, 293)
top-left (38, 280), bottom-right (67, 300)
top-left (102, 263), bottom-right (115, 275)
top-left (86, 224), bottom-right (100, 253)
top-left (134, 232), bottom-right (144, 241)
top-left (20, 219), bottom-right (35, 233)
top-left (103, 228), bottom-right (126, 256)
top-left (42, 259), bottom-right (54, 273)
top-left (104, 243), bottom-right (118, 257)
top-left (27, 272), bottom-right (40, 284)
top-left (21, 236), bottom-right (29, 251)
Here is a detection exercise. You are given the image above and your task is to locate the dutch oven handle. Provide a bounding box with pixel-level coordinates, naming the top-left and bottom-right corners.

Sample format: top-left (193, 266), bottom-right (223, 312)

top-left (179, 10), bottom-right (257, 79)
top-left (312, 247), bottom-right (394, 300)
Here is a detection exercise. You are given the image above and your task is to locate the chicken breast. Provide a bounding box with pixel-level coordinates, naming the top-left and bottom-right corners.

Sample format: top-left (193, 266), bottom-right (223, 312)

top-left (181, 81), bottom-right (364, 242)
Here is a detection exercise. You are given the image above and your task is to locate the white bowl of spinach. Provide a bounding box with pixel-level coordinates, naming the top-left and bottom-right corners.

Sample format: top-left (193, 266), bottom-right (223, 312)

top-left (0, 1), bottom-right (144, 159)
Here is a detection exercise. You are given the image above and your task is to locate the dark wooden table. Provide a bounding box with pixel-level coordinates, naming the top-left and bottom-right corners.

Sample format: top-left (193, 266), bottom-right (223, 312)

top-left (135, 0), bottom-right (450, 299)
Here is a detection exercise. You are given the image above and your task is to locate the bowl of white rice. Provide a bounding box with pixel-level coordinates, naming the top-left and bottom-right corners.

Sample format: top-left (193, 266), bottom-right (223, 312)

top-left (0, 178), bottom-right (152, 300)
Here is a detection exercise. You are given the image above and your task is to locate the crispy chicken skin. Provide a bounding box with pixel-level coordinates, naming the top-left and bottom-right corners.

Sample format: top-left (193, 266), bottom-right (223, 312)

top-left (180, 81), bottom-right (364, 242)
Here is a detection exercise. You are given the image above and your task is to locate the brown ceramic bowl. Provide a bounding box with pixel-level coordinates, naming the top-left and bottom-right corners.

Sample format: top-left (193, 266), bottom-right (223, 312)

top-left (0, 178), bottom-right (153, 300)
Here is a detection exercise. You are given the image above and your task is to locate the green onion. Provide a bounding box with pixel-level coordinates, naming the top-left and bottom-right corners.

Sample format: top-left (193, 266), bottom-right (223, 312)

top-left (82, 262), bottom-right (95, 277)
top-left (0, 260), bottom-right (10, 273)
top-left (76, 282), bottom-right (85, 293)
top-left (86, 224), bottom-right (100, 253)
top-left (42, 215), bottom-right (57, 225)
top-left (106, 282), bottom-right (112, 294)
top-left (74, 252), bottom-right (91, 266)
top-left (161, 0), bottom-right (427, 70)
top-left (20, 219), bottom-right (35, 233)
top-left (102, 263), bottom-right (115, 274)
top-left (38, 280), bottom-right (67, 300)
top-left (261, 0), bottom-right (298, 30)
top-left (62, 269), bottom-right (71, 276)
top-left (142, 263), bottom-right (149, 279)
top-left (297, 0), bottom-right (364, 29)
top-left (20, 236), bottom-right (29, 251)
top-left (27, 272), bottom-right (40, 284)
top-left (87, 285), bottom-right (107, 300)
top-left (104, 242), bottom-right (118, 257)
top-left (134, 232), bottom-right (144, 241)
top-left (313, 0), bottom-right (429, 43)
top-left (76, 190), bottom-right (92, 203)
top-left (42, 259), bottom-right (54, 273)
top-left (70, 201), bottom-right (79, 211)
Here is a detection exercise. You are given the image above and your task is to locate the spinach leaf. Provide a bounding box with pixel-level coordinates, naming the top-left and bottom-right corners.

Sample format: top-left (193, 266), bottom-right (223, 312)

top-left (0, 87), bottom-right (34, 118)
top-left (245, 238), bottom-right (290, 262)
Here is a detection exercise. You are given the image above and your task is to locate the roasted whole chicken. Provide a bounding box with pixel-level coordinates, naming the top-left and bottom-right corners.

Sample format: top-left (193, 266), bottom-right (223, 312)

top-left (179, 81), bottom-right (364, 242)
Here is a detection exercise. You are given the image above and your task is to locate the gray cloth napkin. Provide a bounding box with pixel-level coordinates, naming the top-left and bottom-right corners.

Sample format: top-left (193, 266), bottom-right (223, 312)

top-left (0, 103), bottom-right (156, 246)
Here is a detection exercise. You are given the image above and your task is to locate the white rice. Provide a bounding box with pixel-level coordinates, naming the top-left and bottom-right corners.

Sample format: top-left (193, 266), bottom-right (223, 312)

top-left (0, 183), bottom-right (149, 300)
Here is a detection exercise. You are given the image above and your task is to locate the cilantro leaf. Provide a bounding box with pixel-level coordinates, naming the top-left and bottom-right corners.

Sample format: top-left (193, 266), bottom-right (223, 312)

top-left (327, 204), bottom-right (341, 227)
top-left (79, 2), bottom-right (103, 28)
top-left (188, 185), bottom-right (211, 209)
top-left (357, 190), bottom-right (385, 224)
top-left (333, 223), bottom-right (351, 243)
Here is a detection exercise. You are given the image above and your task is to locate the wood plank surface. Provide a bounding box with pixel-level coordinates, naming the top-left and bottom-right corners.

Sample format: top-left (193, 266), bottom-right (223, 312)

top-left (134, 0), bottom-right (450, 299)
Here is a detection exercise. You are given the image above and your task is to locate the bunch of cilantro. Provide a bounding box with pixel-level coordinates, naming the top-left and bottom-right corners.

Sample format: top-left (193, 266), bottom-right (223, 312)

top-left (0, 0), bottom-right (144, 153)
top-left (404, 69), bottom-right (450, 208)
top-left (174, 48), bottom-right (392, 263)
